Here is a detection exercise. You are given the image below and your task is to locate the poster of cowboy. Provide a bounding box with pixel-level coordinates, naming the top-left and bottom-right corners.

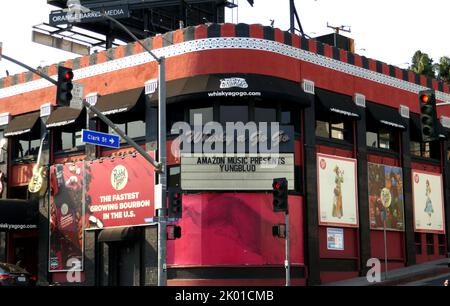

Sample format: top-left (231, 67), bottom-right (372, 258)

top-left (317, 153), bottom-right (359, 228)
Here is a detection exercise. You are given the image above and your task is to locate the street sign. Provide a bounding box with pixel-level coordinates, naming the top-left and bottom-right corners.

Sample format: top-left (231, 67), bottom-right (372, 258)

top-left (70, 83), bottom-right (85, 109)
top-left (82, 129), bottom-right (120, 148)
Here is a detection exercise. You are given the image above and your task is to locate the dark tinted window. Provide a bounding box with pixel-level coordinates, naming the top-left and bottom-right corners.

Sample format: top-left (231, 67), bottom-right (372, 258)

top-left (190, 107), bottom-right (213, 126)
top-left (220, 105), bottom-right (248, 125)
top-left (255, 107), bottom-right (276, 123)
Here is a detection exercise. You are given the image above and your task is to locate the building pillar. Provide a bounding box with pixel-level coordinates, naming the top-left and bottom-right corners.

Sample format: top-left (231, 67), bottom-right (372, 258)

top-left (0, 232), bottom-right (5, 262)
top-left (355, 108), bottom-right (371, 275)
top-left (142, 226), bottom-right (158, 286)
top-left (302, 92), bottom-right (321, 286)
top-left (401, 120), bottom-right (416, 266)
top-left (83, 230), bottom-right (96, 286)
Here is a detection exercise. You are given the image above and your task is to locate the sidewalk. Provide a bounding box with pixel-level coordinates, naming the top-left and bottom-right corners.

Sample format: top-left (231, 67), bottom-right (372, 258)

top-left (322, 258), bottom-right (450, 286)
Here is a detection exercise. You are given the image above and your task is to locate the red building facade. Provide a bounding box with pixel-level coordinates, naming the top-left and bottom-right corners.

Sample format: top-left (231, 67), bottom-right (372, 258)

top-left (0, 23), bottom-right (448, 286)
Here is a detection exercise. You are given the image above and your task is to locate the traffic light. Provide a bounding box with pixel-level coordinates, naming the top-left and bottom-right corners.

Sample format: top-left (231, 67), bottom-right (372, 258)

top-left (168, 187), bottom-right (182, 219)
top-left (272, 223), bottom-right (286, 238)
top-left (56, 66), bottom-right (74, 106)
top-left (272, 178), bottom-right (288, 213)
top-left (419, 89), bottom-right (439, 142)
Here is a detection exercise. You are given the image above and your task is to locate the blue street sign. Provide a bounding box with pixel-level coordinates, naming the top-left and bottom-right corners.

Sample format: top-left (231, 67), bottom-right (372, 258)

top-left (82, 129), bottom-right (120, 148)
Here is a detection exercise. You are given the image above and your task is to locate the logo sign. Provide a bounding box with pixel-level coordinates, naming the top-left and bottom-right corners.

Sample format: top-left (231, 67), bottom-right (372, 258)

top-left (327, 227), bottom-right (344, 250)
top-left (49, 5), bottom-right (130, 26)
top-left (111, 165), bottom-right (128, 191)
top-left (219, 78), bottom-right (249, 89)
top-left (82, 129), bottom-right (120, 148)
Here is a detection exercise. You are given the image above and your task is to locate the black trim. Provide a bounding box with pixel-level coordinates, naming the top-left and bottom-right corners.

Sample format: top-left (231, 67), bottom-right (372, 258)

top-left (315, 88), bottom-right (361, 119)
top-left (263, 26), bottom-right (274, 41)
top-left (300, 37), bottom-right (309, 51)
top-left (0, 199), bottom-right (38, 228)
top-left (402, 70), bottom-right (409, 81)
top-left (389, 65), bottom-right (396, 77)
top-left (283, 31), bottom-right (292, 46)
top-left (93, 87), bottom-right (144, 117)
top-left (332, 47), bottom-right (340, 60)
top-left (167, 266), bottom-right (305, 280)
top-left (376, 61), bottom-right (383, 73)
top-left (97, 227), bottom-right (139, 242)
top-left (347, 52), bottom-right (355, 65)
top-left (366, 102), bottom-right (406, 130)
top-left (439, 81), bottom-right (444, 92)
top-left (207, 23), bottom-right (221, 38)
top-left (427, 77), bottom-right (433, 89)
top-left (362, 56), bottom-right (369, 69)
top-left (45, 107), bottom-right (86, 131)
top-left (183, 26), bottom-right (195, 41)
top-left (235, 23), bottom-right (249, 37)
top-left (415, 73), bottom-right (421, 85)
top-left (316, 41), bottom-right (324, 55)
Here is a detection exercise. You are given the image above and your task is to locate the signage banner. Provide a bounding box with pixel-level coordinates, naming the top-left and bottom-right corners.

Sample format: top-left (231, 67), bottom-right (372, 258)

top-left (317, 154), bottom-right (359, 228)
top-left (49, 5), bottom-right (130, 26)
top-left (49, 162), bottom-right (84, 272)
top-left (327, 228), bottom-right (344, 250)
top-left (368, 163), bottom-right (405, 231)
top-left (85, 153), bottom-right (156, 229)
top-left (181, 153), bottom-right (295, 190)
top-left (167, 193), bottom-right (304, 266)
top-left (412, 170), bottom-right (446, 234)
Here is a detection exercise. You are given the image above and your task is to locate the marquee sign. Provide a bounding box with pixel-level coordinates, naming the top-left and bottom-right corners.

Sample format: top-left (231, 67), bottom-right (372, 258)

top-left (181, 153), bottom-right (295, 191)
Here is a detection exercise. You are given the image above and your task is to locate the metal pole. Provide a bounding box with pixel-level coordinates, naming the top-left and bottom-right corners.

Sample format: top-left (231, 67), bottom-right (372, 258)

top-left (1, 54), bottom-right (57, 85)
top-left (157, 58), bottom-right (167, 286)
top-left (289, 0), bottom-right (295, 34)
top-left (383, 214), bottom-right (388, 280)
top-left (285, 212), bottom-right (291, 286)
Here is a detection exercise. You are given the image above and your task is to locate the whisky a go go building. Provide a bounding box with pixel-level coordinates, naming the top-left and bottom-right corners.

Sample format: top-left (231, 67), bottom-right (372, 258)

top-left (0, 23), bottom-right (449, 286)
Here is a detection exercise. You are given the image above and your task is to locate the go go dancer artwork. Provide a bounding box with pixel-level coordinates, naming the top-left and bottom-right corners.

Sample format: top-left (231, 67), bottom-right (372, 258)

top-left (317, 153), bottom-right (359, 228)
top-left (412, 170), bottom-right (445, 234)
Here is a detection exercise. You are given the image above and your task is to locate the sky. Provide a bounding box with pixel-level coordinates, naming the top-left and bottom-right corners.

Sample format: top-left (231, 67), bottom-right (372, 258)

top-left (0, 0), bottom-right (449, 78)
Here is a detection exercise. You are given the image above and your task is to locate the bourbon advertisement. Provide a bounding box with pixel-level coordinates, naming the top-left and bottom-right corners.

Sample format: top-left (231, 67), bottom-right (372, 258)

top-left (49, 162), bottom-right (84, 272)
top-left (85, 153), bottom-right (156, 229)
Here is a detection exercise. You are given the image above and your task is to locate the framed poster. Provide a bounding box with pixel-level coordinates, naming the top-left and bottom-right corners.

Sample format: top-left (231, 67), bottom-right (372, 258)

top-left (368, 163), bottom-right (404, 231)
top-left (412, 170), bottom-right (445, 234)
top-left (327, 228), bottom-right (344, 250)
top-left (317, 153), bottom-right (359, 228)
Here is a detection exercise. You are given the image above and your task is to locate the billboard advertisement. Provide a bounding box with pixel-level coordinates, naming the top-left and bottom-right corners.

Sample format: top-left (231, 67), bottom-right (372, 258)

top-left (317, 153), bottom-right (358, 228)
top-left (85, 153), bottom-right (156, 229)
top-left (49, 162), bottom-right (84, 272)
top-left (412, 170), bottom-right (446, 234)
top-left (368, 163), bottom-right (404, 231)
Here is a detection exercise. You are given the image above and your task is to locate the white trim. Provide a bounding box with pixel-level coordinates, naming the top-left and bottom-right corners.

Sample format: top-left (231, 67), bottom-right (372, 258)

top-left (145, 79), bottom-right (158, 95)
top-left (399, 105), bottom-right (410, 119)
top-left (0, 112), bottom-right (11, 126)
top-left (354, 93), bottom-right (366, 108)
top-left (302, 79), bottom-right (315, 95)
top-left (1, 37), bottom-right (450, 104)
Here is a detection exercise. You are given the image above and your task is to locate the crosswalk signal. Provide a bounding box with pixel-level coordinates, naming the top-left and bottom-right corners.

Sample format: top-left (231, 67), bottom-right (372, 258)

top-left (56, 66), bottom-right (74, 106)
top-left (168, 187), bottom-right (182, 219)
top-left (419, 89), bottom-right (439, 142)
top-left (167, 225), bottom-right (182, 240)
top-left (272, 178), bottom-right (288, 213)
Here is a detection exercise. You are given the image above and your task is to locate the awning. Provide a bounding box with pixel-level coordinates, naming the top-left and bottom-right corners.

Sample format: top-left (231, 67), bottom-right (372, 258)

top-left (0, 199), bottom-right (38, 230)
top-left (149, 74), bottom-right (311, 106)
top-left (4, 112), bottom-right (41, 138)
top-left (97, 227), bottom-right (139, 242)
top-left (366, 102), bottom-right (406, 130)
top-left (315, 88), bottom-right (361, 119)
top-left (410, 113), bottom-right (447, 140)
top-left (93, 88), bottom-right (144, 116)
top-left (45, 107), bottom-right (86, 130)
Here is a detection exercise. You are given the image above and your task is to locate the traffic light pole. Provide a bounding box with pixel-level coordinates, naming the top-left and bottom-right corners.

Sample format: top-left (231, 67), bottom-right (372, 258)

top-left (285, 212), bottom-right (291, 286)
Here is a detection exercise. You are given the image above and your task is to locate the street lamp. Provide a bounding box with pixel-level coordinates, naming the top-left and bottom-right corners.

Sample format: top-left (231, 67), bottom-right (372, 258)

top-left (66, 0), bottom-right (168, 286)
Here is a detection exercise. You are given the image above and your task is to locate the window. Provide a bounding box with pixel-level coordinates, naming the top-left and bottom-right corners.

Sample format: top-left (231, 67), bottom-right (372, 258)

top-left (109, 120), bottom-right (145, 142)
top-left (220, 105), bottom-right (248, 126)
top-left (189, 107), bottom-right (213, 126)
top-left (426, 233), bottom-right (434, 255)
top-left (12, 136), bottom-right (40, 160)
top-left (438, 235), bottom-right (446, 256)
top-left (366, 128), bottom-right (398, 151)
top-left (410, 141), bottom-right (440, 159)
top-left (315, 115), bottom-right (353, 142)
